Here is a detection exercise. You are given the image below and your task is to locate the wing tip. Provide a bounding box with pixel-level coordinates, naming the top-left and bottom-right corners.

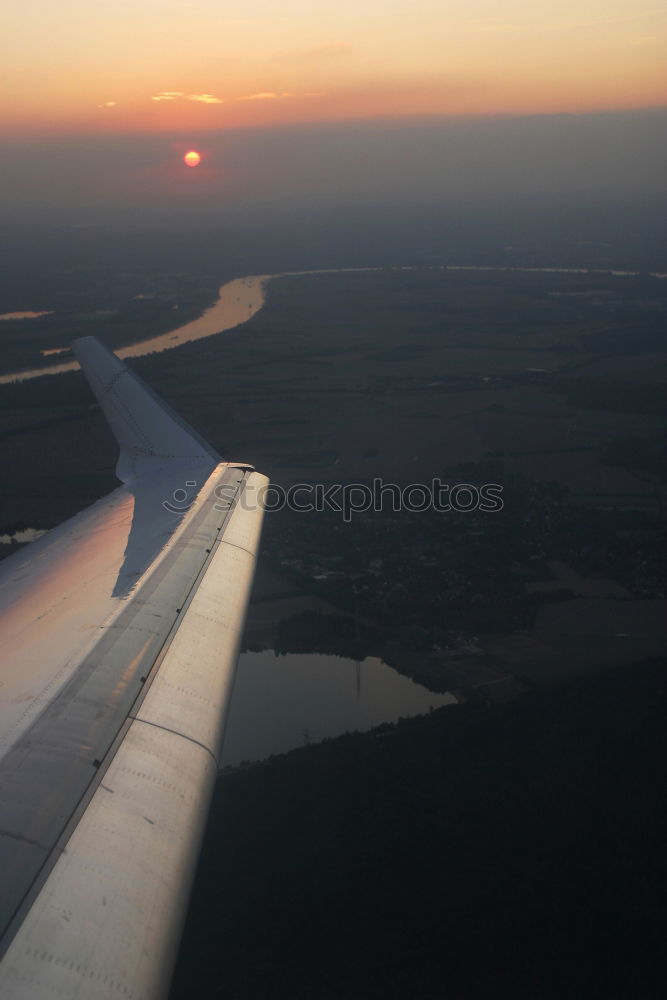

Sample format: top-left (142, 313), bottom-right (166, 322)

top-left (71, 336), bottom-right (220, 481)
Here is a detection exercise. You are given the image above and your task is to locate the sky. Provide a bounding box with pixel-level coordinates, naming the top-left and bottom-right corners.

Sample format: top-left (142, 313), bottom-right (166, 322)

top-left (2, 1), bottom-right (666, 246)
top-left (4, 1), bottom-right (667, 133)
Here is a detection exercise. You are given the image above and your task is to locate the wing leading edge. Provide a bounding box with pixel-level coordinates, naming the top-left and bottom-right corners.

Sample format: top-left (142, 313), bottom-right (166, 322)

top-left (0, 339), bottom-right (267, 998)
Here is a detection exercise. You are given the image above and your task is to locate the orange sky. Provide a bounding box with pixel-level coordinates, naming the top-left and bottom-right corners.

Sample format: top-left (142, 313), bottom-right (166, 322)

top-left (4, 2), bottom-right (667, 133)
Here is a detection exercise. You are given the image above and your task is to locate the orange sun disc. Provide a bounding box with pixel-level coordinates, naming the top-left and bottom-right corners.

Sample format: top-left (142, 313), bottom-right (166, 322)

top-left (184, 150), bottom-right (201, 167)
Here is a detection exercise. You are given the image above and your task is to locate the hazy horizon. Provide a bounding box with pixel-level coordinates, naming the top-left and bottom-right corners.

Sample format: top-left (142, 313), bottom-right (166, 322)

top-left (4, 107), bottom-right (666, 227)
top-left (3, 4), bottom-right (666, 278)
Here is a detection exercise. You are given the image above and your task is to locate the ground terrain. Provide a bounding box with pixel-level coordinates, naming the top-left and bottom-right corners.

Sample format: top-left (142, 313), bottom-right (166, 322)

top-left (2, 262), bottom-right (666, 997)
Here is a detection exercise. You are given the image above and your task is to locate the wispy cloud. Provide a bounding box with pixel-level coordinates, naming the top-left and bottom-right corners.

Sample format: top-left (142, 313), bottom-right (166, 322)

top-left (237, 91), bottom-right (295, 101)
top-left (187, 93), bottom-right (223, 104)
top-left (97, 100), bottom-right (117, 108)
top-left (151, 91), bottom-right (184, 102)
top-left (146, 88), bottom-right (321, 111)
top-left (150, 91), bottom-right (223, 104)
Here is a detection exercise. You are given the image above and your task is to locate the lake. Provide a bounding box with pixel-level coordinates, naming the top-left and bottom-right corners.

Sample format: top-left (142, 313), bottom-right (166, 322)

top-left (221, 649), bottom-right (456, 767)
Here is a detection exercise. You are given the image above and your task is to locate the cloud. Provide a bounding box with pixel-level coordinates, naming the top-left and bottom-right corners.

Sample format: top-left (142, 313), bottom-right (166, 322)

top-left (237, 91), bottom-right (295, 101)
top-left (151, 91), bottom-right (184, 102)
top-left (97, 101), bottom-right (117, 108)
top-left (150, 91), bottom-right (223, 104)
top-left (186, 93), bottom-right (223, 104)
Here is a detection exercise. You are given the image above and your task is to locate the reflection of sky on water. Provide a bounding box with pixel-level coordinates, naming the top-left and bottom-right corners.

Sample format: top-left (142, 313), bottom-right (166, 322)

top-left (221, 650), bottom-right (456, 767)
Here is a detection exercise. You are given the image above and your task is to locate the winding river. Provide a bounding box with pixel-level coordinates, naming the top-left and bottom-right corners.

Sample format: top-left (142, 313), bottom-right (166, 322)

top-left (0, 275), bottom-right (271, 385)
top-left (0, 268), bottom-right (383, 385)
top-left (2, 263), bottom-right (663, 386)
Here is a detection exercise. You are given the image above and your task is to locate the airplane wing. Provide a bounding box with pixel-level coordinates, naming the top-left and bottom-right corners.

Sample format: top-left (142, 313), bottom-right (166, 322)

top-left (0, 337), bottom-right (267, 998)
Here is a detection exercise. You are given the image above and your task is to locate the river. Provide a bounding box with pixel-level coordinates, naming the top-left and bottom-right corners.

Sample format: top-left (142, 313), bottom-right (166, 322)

top-left (4, 262), bottom-right (663, 386)
top-left (0, 275), bottom-right (270, 385)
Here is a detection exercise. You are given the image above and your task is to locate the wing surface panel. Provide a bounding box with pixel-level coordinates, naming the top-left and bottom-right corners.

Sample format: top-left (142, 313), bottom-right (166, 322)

top-left (0, 464), bottom-right (250, 948)
top-left (0, 474), bottom-right (267, 998)
top-left (0, 337), bottom-right (268, 997)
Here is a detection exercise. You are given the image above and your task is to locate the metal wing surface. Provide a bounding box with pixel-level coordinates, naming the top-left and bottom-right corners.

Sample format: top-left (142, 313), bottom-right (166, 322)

top-left (0, 337), bottom-right (267, 998)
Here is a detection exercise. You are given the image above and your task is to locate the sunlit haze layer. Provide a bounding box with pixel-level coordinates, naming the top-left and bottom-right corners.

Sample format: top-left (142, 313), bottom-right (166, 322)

top-left (4, 2), bottom-right (667, 133)
top-left (2, 3), bottom-right (666, 264)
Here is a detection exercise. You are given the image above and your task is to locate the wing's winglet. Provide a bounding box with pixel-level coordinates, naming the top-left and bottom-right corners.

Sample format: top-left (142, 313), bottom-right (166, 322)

top-left (72, 336), bottom-right (219, 482)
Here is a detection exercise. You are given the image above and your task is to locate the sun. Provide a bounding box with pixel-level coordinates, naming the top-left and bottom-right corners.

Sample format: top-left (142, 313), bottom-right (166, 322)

top-left (183, 150), bottom-right (201, 168)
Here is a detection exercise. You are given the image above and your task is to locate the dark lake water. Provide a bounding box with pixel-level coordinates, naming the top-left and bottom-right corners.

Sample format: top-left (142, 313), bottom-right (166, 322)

top-left (221, 649), bottom-right (456, 766)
